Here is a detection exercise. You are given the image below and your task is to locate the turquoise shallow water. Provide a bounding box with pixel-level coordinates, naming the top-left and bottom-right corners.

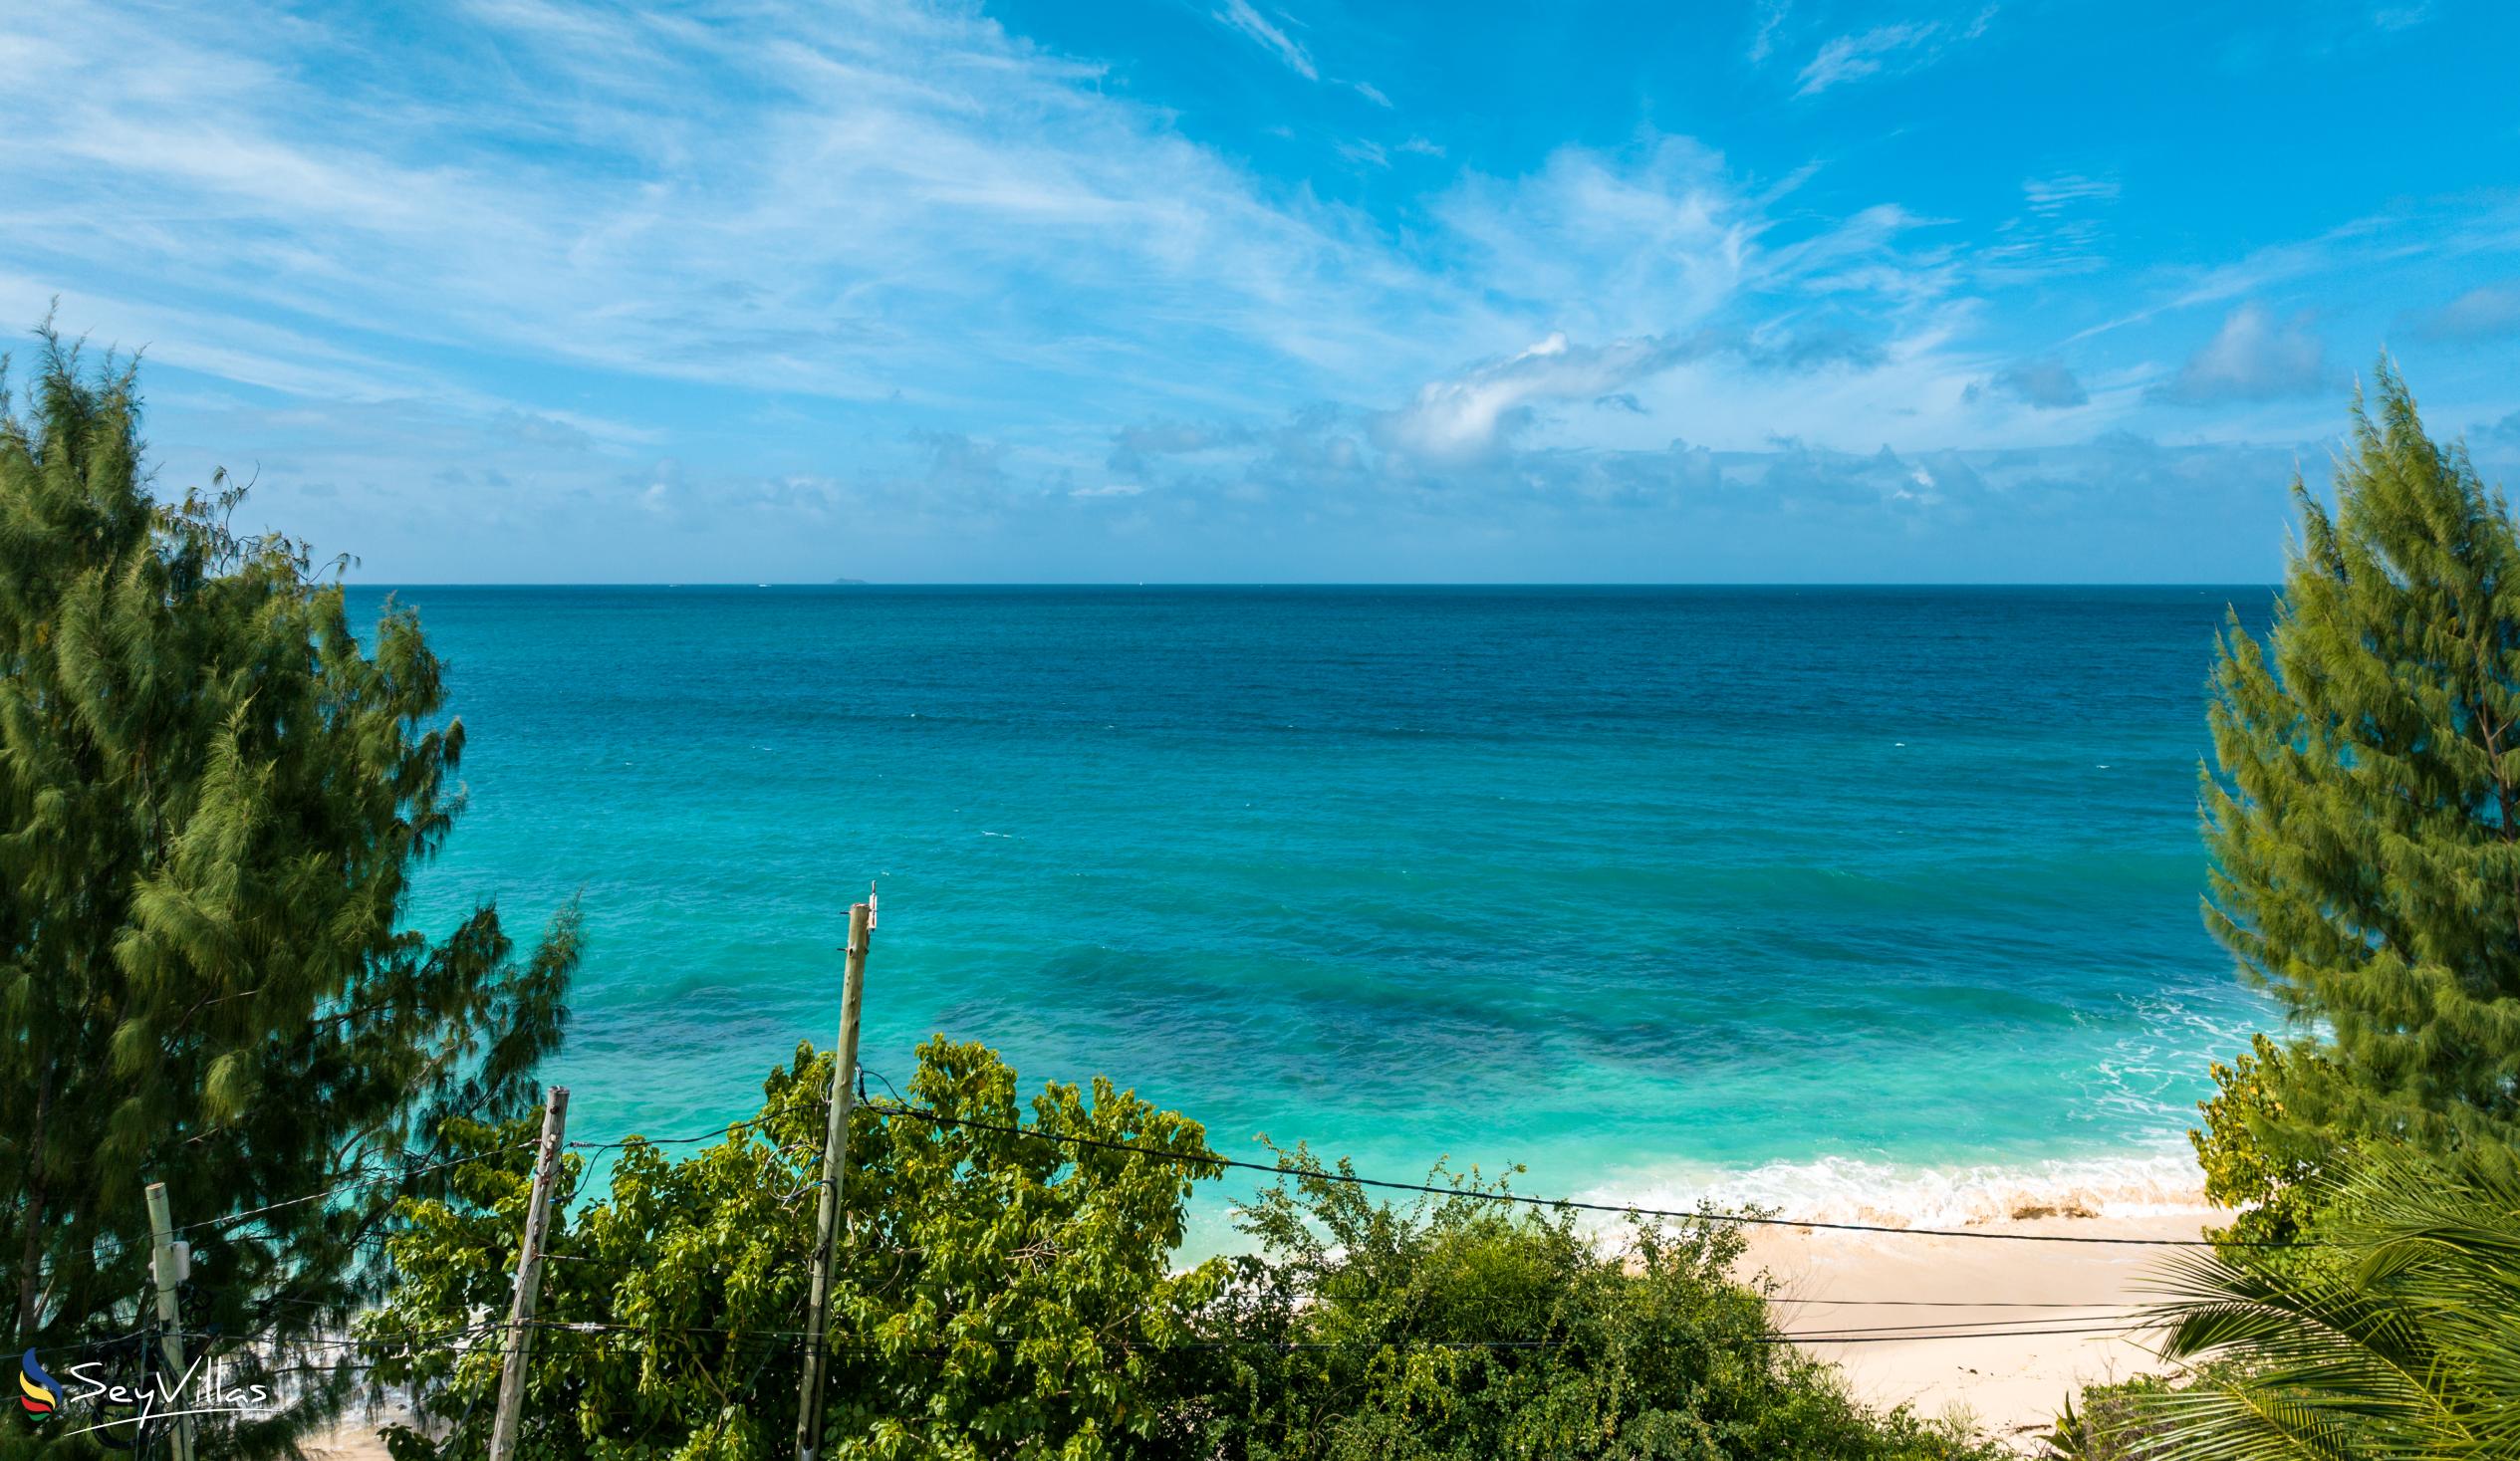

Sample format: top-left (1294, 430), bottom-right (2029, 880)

top-left (357, 585), bottom-right (2278, 1243)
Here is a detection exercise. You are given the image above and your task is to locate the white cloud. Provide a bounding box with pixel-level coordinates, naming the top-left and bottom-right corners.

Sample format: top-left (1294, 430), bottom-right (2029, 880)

top-left (1379, 334), bottom-right (1686, 461)
top-left (2022, 173), bottom-right (2120, 216)
top-left (0, 0), bottom-right (2091, 478)
top-left (10, 0), bottom-right (2469, 583)
top-left (1966, 358), bottom-right (2089, 409)
top-left (1748, 0), bottom-right (1792, 63)
top-left (1798, 22), bottom-right (1931, 93)
top-left (1214, 0), bottom-right (1317, 81)
top-left (1431, 138), bottom-right (1754, 340)
top-left (1, 0), bottom-right (1446, 416)
top-left (2153, 303), bottom-right (2332, 404)
top-left (1062, 393), bottom-right (2318, 584)
top-left (2409, 282), bottom-right (2520, 342)
top-left (1796, 8), bottom-right (1994, 96)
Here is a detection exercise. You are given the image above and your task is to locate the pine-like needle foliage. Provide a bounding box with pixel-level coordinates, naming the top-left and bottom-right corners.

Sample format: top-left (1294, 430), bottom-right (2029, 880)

top-left (2203, 361), bottom-right (2520, 1169)
top-left (0, 327), bottom-right (576, 1450)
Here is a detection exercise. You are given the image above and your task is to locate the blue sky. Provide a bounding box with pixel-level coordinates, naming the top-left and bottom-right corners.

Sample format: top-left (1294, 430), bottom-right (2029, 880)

top-left (5, 0), bottom-right (2518, 582)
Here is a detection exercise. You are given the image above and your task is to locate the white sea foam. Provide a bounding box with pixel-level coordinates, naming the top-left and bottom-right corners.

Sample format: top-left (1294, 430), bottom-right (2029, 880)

top-left (1577, 1146), bottom-right (2213, 1232)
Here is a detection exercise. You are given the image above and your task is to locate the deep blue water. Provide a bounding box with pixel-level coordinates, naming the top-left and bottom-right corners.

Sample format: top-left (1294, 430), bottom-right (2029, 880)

top-left (356, 585), bottom-right (2279, 1241)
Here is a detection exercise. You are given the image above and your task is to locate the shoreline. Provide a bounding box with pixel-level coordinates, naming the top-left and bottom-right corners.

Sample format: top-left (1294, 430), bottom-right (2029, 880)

top-left (1577, 1142), bottom-right (2209, 1231)
top-left (1747, 1209), bottom-right (2207, 1452)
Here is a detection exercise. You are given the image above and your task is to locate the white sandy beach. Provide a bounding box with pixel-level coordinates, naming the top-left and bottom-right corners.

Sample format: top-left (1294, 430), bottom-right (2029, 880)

top-left (1748, 1209), bottom-right (2204, 1452)
top-left (307, 1419), bottom-right (395, 1460)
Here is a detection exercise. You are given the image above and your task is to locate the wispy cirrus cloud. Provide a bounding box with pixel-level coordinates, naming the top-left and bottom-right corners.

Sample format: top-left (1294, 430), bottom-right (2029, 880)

top-left (1973, 173), bottom-right (2119, 283)
top-left (0, 1), bottom-right (2010, 574)
top-left (6, 0), bottom-right (2515, 583)
top-left (0, 2), bottom-right (1965, 456)
top-left (1748, 0), bottom-right (1793, 62)
top-left (2022, 173), bottom-right (2120, 216)
top-left (1796, 8), bottom-right (1995, 96)
top-left (4, 0), bottom-right (1447, 417)
top-left (1214, 0), bottom-right (1317, 80)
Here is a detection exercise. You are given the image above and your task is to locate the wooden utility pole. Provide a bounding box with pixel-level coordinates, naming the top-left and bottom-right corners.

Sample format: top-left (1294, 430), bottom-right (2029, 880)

top-left (487, 1085), bottom-right (570, 1461)
top-left (794, 897), bottom-right (873, 1461)
top-left (143, 1182), bottom-right (195, 1461)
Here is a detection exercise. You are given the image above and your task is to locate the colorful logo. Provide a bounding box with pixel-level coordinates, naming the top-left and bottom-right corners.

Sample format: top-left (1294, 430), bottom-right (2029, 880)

top-left (18, 1349), bottom-right (57, 1417)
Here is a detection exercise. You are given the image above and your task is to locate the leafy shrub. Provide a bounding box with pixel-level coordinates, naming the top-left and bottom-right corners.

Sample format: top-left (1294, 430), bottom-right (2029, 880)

top-left (362, 1043), bottom-right (2009, 1460)
top-left (365, 1037), bottom-right (1224, 1459)
top-left (1196, 1143), bottom-right (2007, 1461)
top-left (2188, 1035), bottom-right (2331, 1253)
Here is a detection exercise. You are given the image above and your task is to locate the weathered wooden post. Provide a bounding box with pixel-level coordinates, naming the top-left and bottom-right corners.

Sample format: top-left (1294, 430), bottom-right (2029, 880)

top-left (794, 896), bottom-right (873, 1460)
top-left (487, 1084), bottom-right (570, 1461)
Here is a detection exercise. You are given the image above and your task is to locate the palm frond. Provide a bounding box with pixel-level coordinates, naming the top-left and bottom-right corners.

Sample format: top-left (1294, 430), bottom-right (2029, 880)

top-left (2102, 1147), bottom-right (2520, 1461)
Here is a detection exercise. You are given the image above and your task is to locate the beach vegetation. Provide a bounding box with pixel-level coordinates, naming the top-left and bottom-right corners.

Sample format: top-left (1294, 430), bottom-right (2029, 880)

top-left (367, 1038), bottom-right (2008, 1460)
top-left (367, 1036), bottom-right (1227, 1460)
top-left (2199, 361), bottom-right (2520, 1216)
top-left (2053, 1148), bottom-right (2520, 1461)
top-left (0, 328), bottom-right (577, 1454)
top-left (2064, 365), bottom-right (2520, 1459)
top-left (1199, 1142), bottom-right (2004, 1460)
top-left (2188, 1035), bottom-right (2331, 1253)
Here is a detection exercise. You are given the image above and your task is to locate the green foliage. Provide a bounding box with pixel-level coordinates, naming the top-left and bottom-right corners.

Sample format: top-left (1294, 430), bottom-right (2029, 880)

top-left (365, 1043), bottom-right (2007, 1460)
top-left (366, 1037), bottom-right (1226, 1460)
top-left (0, 328), bottom-right (575, 1453)
top-left (2201, 361), bottom-right (2520, 1168)
top-left (2188, 1035), bottom-right (2331, 1251)
top-left (2063, 1148), bottom-right (2520, 1461)
top-left (2043, 1372), bottom-right (2190, 1460)
top-left (1196, 1145), bottom-right (2005, 1461)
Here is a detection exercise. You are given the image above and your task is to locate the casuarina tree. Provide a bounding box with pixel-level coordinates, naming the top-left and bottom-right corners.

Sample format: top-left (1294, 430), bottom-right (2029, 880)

top-left (2202, 361), bottom-right (2520, 1189)
top-left (0, 325), bottom-right (575, 1451)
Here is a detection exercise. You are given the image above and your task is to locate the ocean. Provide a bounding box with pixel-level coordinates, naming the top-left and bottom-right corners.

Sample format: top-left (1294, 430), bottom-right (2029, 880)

top-left (355, 585), bottom-right (2280, 1246)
